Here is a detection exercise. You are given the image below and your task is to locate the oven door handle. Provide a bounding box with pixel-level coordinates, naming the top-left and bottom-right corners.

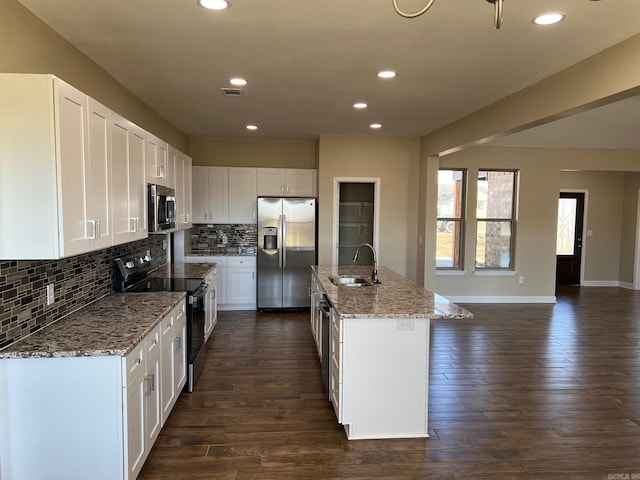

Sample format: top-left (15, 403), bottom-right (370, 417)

top-left (189, 283), bottom-right (209, 304)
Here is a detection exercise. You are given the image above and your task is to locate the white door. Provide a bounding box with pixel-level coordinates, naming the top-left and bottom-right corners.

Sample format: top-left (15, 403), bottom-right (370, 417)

top-left (228, 167), bottom-right (256, 223)
top-left (257, 168), bottom-right (286, 196)
top-left (286, 169), bottom-right (316, 197)
top-left (126, 372), bottom-right (146, 479)
top-left (227, 268), bottom-right (256, 304)
top-left (129, 125), bottom-right (148, 240)
top-left (209, 167), bottom-right (229, 223)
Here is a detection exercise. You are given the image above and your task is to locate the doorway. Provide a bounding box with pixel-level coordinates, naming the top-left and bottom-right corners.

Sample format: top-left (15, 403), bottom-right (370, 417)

top-left (332, 177), bottom-right (380, 265)
top-left (556, 191), bottom-right (585, 286)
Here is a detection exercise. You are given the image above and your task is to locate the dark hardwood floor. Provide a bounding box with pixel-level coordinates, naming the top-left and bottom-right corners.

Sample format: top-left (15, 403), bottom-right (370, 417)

top-left (140, 287), bottom-right (640, 479)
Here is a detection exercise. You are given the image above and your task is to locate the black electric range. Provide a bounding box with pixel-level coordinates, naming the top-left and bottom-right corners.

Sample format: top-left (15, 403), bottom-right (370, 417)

top-left (114, 253), bottom-right (208, 393)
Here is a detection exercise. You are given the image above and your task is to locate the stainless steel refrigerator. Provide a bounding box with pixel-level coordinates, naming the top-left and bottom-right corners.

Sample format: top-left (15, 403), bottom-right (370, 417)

top-left (257, 197), bottom-right (317, 309)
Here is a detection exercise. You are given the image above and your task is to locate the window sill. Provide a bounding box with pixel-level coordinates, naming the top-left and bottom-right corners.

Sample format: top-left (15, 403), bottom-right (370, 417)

top-left (474, 270), bottom-right (517, 276)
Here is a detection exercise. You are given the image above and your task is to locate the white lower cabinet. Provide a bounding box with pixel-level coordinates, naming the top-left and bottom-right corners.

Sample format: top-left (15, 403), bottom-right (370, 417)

top-left (204, 267), bottom-right (218, 341)
top-left (185, 256), bottom-right (256, 311)
top-left (0, 298), bottom-right (187, 480)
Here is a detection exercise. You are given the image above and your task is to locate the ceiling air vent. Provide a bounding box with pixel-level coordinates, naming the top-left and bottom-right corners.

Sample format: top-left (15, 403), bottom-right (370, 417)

top-left (220, 88), bottom-right (242, 96)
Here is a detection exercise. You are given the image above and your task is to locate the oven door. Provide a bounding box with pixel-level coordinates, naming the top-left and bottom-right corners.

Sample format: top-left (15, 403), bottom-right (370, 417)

top-left (186, 283), bottom-right (207, 392)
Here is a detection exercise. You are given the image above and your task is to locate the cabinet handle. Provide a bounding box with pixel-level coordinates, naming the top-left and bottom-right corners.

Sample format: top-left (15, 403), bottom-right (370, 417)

top-left (174, 336), bottom-right (182, 353)
top-left (96, 220), bottom-right (101, 238)
top-left (286, 185), bottom-right (290, 193)
top-left (281, 185), bottom-right (285, 193)
top-left (88, 220), bottom-right (96, 240)
top-left (143, 375), bottom-right (151, 397)
top-left (150, 373), bottom-right (155, 392)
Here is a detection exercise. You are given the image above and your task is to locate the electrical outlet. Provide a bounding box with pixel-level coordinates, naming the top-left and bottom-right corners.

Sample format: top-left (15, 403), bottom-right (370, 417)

top-left (397, 319), bottom-right (414, 331)
top-left (518, 276), bottom-right (524, 285)
top-left (46, 283), bottom-right (55, 305)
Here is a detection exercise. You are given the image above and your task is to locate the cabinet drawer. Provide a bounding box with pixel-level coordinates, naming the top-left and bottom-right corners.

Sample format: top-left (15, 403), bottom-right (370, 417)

top-left (124, 341), bottom-right (145, 382)
top-left (228, 256), bottom-right (256, 268)
top-left (161, 300), bottom-right (186, 340)
top-left (145, 324), bottom-right (161, 357)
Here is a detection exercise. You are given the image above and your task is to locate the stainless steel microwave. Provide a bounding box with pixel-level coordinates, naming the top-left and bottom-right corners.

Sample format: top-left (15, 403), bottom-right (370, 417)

top-left (148, 184), bottom-right (176, 233)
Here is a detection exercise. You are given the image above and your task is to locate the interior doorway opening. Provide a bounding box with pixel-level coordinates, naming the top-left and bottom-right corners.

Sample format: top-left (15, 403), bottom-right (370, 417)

top-left (556, 191), bottom-right (586, 286)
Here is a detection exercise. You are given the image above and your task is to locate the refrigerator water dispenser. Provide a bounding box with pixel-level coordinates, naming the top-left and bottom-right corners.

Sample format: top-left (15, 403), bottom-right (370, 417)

top-left (263, 227), bottom-right (278, 250)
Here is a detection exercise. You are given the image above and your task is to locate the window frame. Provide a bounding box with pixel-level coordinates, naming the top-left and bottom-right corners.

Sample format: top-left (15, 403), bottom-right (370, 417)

top-left (475, 169), bottom-right (518, 271)
top-left (436, 168), bottom-right (467, 271)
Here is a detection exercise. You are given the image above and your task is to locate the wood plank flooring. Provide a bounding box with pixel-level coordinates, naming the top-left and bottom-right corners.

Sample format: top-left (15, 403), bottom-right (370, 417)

top-left (140, 286), bottom-right (640, 479)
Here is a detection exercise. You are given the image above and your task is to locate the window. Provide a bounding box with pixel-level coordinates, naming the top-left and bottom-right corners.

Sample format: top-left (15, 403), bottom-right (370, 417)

top-left (476, 170), bottom-right (518, 269)
top-left (436, 169), bottom-right (466, 269)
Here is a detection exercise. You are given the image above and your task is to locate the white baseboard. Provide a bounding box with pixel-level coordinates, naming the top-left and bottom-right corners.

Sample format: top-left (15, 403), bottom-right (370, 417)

top-left (581, 280), bottom-right (621, 287)
top-left (619, 282), bottom-right (634, 290)
top-left (444, 295), bottom-right (557, 304)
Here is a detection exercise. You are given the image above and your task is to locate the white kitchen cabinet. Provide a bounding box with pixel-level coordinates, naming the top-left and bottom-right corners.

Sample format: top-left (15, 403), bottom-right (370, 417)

top-left (204, 268), bottom-right (218, 341)
top-left (257, 168), bottom-right (316, 197)
top-left (0, 298), bottom-right (187, 480)
top-left (175, 150), bottom-right (193, 230)
top-left (226, 256), bottom-right (256, 308)
top-left (192, 166), bottom-right (229, 224)
top-left (146, 133), bottom-right (169, 187)
top-left (0, 74), bottom-right (114, 259)
top-left (310, 273), bottom-right (323, 357)
top-left (160, 301), bottom-right (187, 423)
top-left (111, 113), bottom-right (149, 245)
top-left (228, 167), bottom-right (257, 223)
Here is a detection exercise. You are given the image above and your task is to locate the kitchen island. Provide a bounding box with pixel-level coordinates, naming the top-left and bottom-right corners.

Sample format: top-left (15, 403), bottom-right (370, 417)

top-left (311, 265), bottom-right (472, 440)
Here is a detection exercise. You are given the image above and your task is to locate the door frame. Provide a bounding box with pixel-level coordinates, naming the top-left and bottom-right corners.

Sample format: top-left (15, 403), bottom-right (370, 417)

top-left (633, 189), bottom-right (640, 289)
top-left (332, 177), bottom-right (381, 266)
top-left (558, 189), bottom-right (588, 286)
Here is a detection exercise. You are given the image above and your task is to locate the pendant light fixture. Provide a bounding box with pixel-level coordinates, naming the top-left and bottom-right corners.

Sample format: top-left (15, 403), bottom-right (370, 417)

top-left (392, 0), bottom-right (505, 29)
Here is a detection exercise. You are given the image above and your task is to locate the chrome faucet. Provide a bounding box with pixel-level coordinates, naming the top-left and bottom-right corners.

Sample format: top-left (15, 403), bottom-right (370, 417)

top-left (353, 243), bottom-right (380, 284)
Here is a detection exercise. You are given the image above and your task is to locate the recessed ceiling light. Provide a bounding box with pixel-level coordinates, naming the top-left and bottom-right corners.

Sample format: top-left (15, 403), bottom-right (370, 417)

top-left (198, 0), bottom-right (230, 10)
top-left (533, 12), bottom-right (565, 25)
top-left (377, 71), bottom-right (397, 79)
top-left (353, 102), bottom-right (368, 109)
top-left (230, 78), bottom-right (247, 86)
top-left (246, 125), bottom-right (258, 131)
top-left (370, 123), bottom-right (382, 129)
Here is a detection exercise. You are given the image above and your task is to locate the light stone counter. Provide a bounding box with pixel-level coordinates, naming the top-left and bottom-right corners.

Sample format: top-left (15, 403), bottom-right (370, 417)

top-left (149, 262), bottom-right (216, 279)
top-left (0, 292), bottom-right (186, 359)
top-left (312, 265), bottom-right (472, 320)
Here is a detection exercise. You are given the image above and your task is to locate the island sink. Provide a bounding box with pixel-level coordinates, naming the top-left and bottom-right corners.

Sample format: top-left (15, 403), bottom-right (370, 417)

top-left (328, 275), bottom-right (373, 287)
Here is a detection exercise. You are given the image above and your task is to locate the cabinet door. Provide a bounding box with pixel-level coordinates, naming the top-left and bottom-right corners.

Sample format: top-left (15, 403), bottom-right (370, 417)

top-left (257, 168), bottom-right (286, 196)
top-left (228, 167), bottom-right (257, 223)
top-left (166, 145), bottom-right (176, 190)
top-left (227, 268), bottom-right (256, 304)
top-left (208, 167), bottom-right (229, 223)
top-left (146, 133), bottom-right (168, 186)
top-left (286, 169), bottom-right (316, 197)
top-left (126, 371), bottom-right (146, 479)
top-left (216, 267), bottom-right (228, 305)
top-left (176, 152), bottom-right (192, 229)
top-left (191, 166), bottom-right (209, 224)
top-left (145, 327), bottom-right (162, 446)
top-left (174, 150), bottom-right (185, 229)
top-left (183, 155), bottom-right (193, 228)
top-left (87, 98), bottom-right (112, 249)
top-left (160, 334), bottom-right (176, 424)
top-left (111, 114), bottom-right (147, 244)
top-left (174, 321), bottom-right (187, 392)
top-left (57, 80), bottom-right (92, 257)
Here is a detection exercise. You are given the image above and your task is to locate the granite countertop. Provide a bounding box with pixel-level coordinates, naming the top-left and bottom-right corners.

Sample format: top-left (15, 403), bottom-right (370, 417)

top-left (312, 265), bottom-right (473, 320)
top-left (149, 262), bottom-right (216, 279)
top-left (0, 292), bottom-right (186, 359)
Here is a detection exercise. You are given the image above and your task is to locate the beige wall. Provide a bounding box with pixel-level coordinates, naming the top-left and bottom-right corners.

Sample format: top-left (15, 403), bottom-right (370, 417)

top-left (317, 136), bottom-right (420, 281)
top-left (620, 173), bottom-right (640, 284)
top-left (190, 138), bottom-right (317, 168)
top-left (432, 147), bottom-right (640, 299)
top-left (1, 0), bottom-right (188, 151)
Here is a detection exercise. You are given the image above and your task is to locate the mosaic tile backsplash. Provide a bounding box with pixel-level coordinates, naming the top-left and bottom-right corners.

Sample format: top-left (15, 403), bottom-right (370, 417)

top-left (190, 224), bottom-right (258, 255)
top-left (0, 235), bottom-right (167, 349)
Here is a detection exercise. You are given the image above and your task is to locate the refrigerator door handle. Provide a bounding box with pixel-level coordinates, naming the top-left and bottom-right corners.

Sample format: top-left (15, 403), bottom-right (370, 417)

top-left (278, 214), bottom-right (284, 269)
top-left (282, 214), bottom-right (287, 269)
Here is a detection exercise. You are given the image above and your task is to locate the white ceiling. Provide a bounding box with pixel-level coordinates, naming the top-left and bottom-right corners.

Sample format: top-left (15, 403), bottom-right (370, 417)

top-left (16, 0), bottom-right (640, 147)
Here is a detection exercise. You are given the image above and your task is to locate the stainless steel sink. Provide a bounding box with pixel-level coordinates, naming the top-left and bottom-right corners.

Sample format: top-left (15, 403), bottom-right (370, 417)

top-left (328, 275), bottom-right (373, 287)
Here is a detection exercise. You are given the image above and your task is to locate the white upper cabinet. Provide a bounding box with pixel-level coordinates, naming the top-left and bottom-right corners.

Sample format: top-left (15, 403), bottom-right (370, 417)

top-left (257, 168), bottom-right (316, 197)
top-left (146, 133), bottom-right (168, 187)
top-left (192, 166), bottom-right (229, 224)
top-left (175, 149), bottom-right (193, 230)
top-left (111, 113), bottom-right (148, 245)
top-left (0, 74), bottom-right (113, 259)
top-left (228, 167), bottom-right (257, 223)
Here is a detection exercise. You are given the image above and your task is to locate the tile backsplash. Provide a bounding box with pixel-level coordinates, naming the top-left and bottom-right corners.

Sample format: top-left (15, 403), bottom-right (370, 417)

top-left (190, 224), bottom-right (258, 255)
top-left (0, 235), bottom-right (166, 349)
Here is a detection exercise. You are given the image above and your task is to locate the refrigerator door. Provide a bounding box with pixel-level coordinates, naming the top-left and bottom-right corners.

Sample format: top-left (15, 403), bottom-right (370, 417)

top-left (257, 197), bottom-right (284, 308)
top-left (282, 198), bottom-right (317, 308)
